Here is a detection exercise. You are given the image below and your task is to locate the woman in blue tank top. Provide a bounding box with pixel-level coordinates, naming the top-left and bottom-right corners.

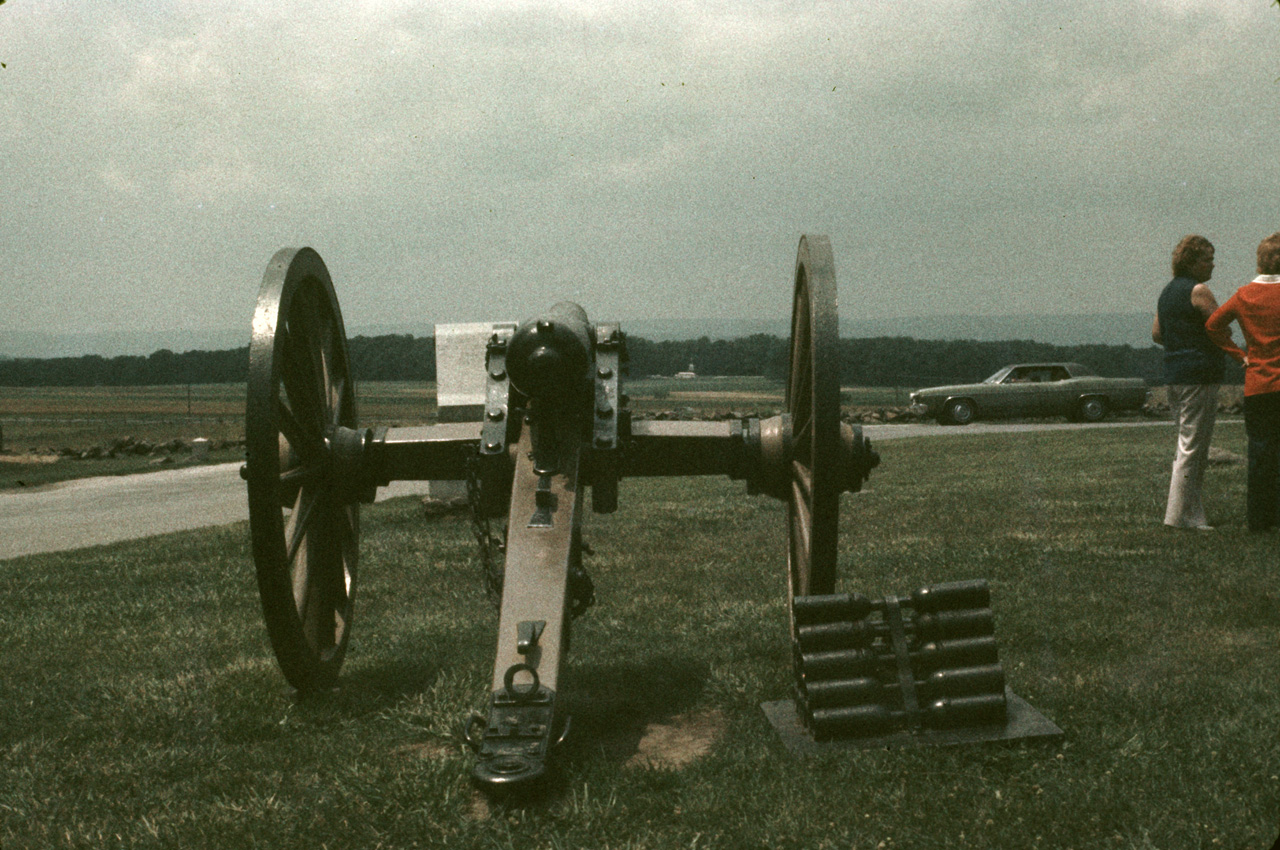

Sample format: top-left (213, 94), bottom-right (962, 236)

top-left (1152, 235), bottom-right (1223, 529)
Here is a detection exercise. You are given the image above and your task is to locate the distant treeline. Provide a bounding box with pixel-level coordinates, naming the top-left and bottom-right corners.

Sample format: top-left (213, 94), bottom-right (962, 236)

top-left (0, 336), bottom-right (438, 388)
top-left (0, 333), bottom-right (1242, 388)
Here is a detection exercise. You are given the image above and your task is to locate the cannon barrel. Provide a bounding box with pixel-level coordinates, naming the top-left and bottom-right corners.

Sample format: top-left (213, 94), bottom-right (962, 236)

top-left (506, 302), bottom-right (593, 402)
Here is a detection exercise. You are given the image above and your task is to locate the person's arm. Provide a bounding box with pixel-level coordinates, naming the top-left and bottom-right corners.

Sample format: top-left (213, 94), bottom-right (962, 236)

top-left (1151, 313), bottom-right (1162, 346)
top-left (1190, 283), bottom-right (1220, 318)
top-left (1205, 296), bottom-right (1246, 363)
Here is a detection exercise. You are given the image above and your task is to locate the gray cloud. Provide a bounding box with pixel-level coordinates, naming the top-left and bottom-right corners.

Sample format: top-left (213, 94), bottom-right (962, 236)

top-left (0, 0), bottom-right (1276, 351)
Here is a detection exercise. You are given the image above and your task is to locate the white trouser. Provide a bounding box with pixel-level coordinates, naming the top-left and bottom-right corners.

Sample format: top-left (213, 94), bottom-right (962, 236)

top-left (1164, 384), bottom-right (1219, 528)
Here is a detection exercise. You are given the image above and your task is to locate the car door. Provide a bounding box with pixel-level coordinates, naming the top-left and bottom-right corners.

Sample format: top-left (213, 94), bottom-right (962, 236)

top-left (1041, 366), bottom-right (1076, 415)
top-left (988, 366), bottom-right (1035, 416)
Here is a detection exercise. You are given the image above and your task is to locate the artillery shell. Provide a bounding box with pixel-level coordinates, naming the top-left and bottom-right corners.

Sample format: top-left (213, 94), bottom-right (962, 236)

top-left (924, 693), bottom-right (1008, 729)
top-left (793, 593), bottom-right (874, 626)
top-left (910, 579), bottom-right (990, 613)
top-left (914, 607), bottom-right (995, 641)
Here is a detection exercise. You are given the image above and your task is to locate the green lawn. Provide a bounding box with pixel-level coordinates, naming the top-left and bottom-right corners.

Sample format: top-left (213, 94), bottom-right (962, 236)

top-left (0, 383), bottom-right (439, 490)
top-left (1, 422), bottom-right (1276, 848)
top-left (0, 380), bottom-right (908, 490)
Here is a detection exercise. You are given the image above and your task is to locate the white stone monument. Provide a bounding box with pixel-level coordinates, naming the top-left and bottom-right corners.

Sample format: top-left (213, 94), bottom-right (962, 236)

top-left (428, 321), bottom-right (514, 500)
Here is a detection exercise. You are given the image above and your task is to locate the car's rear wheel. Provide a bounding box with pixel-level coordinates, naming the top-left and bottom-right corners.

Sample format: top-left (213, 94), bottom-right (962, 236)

top-left (943, 399), bottom-right (976, 426)
top-left (1078, 396), bottom-right (1107, 423)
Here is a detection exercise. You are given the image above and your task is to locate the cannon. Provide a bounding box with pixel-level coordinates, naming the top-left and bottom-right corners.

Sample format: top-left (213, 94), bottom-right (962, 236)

top-left (242, 235), bottom-right (1051, 793)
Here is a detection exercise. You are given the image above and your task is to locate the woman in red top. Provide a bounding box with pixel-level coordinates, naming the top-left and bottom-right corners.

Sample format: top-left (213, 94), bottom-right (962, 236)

top-left (1205, 231), bottom-right (1280, 532)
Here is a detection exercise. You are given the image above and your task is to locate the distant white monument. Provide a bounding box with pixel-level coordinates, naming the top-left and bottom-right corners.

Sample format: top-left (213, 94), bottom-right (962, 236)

top-left (675, 362), bottom-right (697, 379)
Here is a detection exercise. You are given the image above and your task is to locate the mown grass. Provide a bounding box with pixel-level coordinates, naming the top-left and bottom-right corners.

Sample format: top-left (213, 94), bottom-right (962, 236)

top-left (0, 380), bottom-right (905, 452)
top-left (0, 380), bottom-right (917, 490)
top-left (0, 383), bottom-right (439, 490)
top-left (0, 383), bottom-right (440, 451)
top-left (1, 422), bottom-right (1275, 848)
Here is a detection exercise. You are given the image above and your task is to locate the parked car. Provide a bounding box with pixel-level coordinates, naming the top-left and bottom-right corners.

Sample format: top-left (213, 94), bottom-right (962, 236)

top-left (908, 363), bottom-right (1149, 425)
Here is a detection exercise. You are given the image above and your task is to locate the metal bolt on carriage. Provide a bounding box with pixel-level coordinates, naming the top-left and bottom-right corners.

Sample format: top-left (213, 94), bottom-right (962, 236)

top-left (242, 235), bottom-right (1058, 794)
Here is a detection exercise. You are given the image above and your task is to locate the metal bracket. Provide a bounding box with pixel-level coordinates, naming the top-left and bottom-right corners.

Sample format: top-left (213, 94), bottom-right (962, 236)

top-left (517, 620), bottom-right (546, 655)
top-left (472, 684), bottom-right (559, 790)
top-left (589, 322), bottom-right (626, 514)
top-left (529, 476), bottom-right (556, 527)
top-left (478, 326), bottom-right (517, 518)
top-left (882, 596), bottom-right (920, 717)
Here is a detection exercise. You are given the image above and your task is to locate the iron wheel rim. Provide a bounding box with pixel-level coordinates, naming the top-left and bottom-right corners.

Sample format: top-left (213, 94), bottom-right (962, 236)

top-left (246, 247), bottom-right (359, 692)
top-left (785, 235), bottom-right (841, 607)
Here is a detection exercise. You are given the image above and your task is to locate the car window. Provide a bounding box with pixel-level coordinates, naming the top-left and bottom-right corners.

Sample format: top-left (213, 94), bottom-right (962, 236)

top-left (1005, 367), bottom-right (1042, 383)
top-left (1048, 367), bottom-right (1070, 381)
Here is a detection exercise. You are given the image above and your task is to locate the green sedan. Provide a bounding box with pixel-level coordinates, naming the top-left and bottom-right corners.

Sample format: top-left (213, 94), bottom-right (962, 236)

top-left (908, 363), bottom-right (1149, 426)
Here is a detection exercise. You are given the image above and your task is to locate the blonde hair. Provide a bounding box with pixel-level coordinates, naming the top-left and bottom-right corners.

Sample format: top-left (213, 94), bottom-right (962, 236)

top-left (1258, 232), bottom-right (1280, 276)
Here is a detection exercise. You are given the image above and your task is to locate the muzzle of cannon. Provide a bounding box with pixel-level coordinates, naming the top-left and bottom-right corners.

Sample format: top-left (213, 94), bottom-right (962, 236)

top-left (242, 234), bottom-right (1046, 796)
top-left (505, 302), bottom-right (594, 404)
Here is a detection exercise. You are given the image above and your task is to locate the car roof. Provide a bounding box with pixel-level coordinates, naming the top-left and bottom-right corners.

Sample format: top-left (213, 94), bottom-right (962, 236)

top-left (1005, 362), bottom-right (1090, 372)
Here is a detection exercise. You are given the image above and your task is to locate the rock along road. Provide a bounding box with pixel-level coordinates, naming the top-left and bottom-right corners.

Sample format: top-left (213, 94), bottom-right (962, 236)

top-left (0, 419), bottom-right (1175, 561)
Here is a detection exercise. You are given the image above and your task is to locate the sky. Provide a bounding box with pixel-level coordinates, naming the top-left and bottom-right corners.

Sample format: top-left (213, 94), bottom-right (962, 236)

top-left (1, 1), bottom-right (1278, 356)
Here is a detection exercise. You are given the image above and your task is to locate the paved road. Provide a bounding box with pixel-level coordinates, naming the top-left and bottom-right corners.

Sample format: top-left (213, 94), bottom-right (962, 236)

top-left (0, 464), bottom-right (438, 561)
top-left (862, 418), bottom-right (1177, 441)
top-left (0, 419), bottom-right (1180, 561)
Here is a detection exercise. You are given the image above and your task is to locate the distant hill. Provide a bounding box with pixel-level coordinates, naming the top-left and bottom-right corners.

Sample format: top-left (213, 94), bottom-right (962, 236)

top-left (847, 312), bottom-right (1155, 349)
top-left (0, 312), bottom-right (1157, 359)
top-left (625, 312), bottom-right (1155, 349)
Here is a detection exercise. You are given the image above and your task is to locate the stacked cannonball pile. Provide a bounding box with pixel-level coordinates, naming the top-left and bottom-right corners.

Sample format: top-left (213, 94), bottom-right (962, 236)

top-left (792, 580), bottom-right (1009, 740)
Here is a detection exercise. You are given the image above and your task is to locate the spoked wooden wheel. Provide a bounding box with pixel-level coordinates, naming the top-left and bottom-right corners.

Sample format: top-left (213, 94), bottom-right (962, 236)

top-left (785, 235), bottom-right (842, 603)
top-left (246, 247), bottom-right (361, 693)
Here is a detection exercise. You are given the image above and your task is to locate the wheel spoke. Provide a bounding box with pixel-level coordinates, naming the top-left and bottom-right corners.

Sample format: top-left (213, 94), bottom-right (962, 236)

top-left (297, 290), bottom-right (335, 423)
top-left (275, 395), bottom-right (323, 464)
top-left (280, 464), bottom-right (324, 489)
top-left (790, 337), bottom-right (811, 411)
top-left (790, 348), bottom-right (813, 431)
top-left (314, 335), bottom-right (334, 426)
top-left (793, 416), bottom-right (813, 452)
top-left (302, 509), bottom-right (342, 649)
top-left (285, 486), bottom-right (321, 569)
top-left (790, 492), bottom-right (813, 595)
top-left (328, 370), bottom-right (345, 427)
top-left (792, 460), bottom-right (813, 507)
top-left (338, 505), bottom-right (358, 590)
top-left (281, 322), bottom-right (325, 435)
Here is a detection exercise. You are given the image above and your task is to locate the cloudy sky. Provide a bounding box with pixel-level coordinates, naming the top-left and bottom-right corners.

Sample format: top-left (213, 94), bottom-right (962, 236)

top-left (1, 1), bottom-right (1277, 355)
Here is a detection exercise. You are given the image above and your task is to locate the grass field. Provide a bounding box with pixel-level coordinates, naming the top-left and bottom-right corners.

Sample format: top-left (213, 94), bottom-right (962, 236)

top-left (0, 383), bottom-right (441, 489)
top-left (1, 423), bottom-right (1276, 848)
top-left (0, 379), bottom-right (910, 451)
top-left (0, 379), bottom-right (919, 490)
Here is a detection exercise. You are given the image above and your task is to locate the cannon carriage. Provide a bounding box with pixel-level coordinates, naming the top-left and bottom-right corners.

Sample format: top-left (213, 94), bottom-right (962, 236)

top-left (242, 235), bottom-right (1051, 794)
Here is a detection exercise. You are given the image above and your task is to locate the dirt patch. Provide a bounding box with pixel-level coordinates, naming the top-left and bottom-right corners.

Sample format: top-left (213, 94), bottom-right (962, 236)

top-left (392, 740), bottom-right (454, 760)
top-left (1208, 446), bottom-right (1244, 465)
top-left (467, 792), bottom-right (493, 821)
top-left (624, 709), bottom-right (725, 770)
top-left (667, 391), bottom-right (780, 402)
top-left (0, 453), bottom-right (59, 464)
